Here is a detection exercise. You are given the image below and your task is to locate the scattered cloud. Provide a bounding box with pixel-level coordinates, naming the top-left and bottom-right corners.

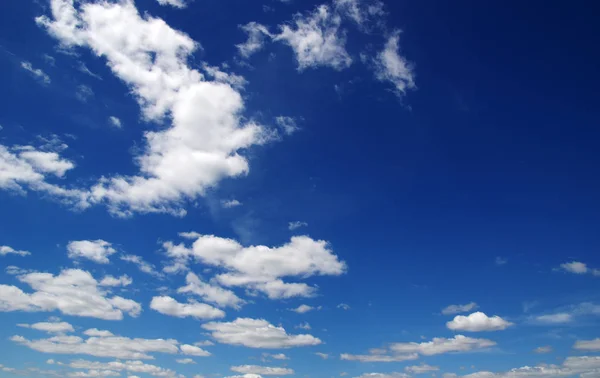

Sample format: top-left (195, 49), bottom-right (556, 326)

top-left (180, 344), bottom-right (211, 357)
top-left (75, 84), bottom-right (94, 102)
top-left (108, 116), bottom-right (122, 128)
top-left (18, 321), bottom-right (74, 334)
top-left (77, 62), bottom-right (102, 80)
top-left (275, 117), bottom-right (299, 135)
top-left (0, 245), bottom-right (31, 257)
top-left (574, 338), bottom-right (600, 351)
top-left (446, 312), bottom-right (513, 332)
top-left (175, 358), bottom-right (195, 364)
top-left (230, 365), bottom-right (294, 376)
top-left (495, 257), bottom-right (508, 266)
top-left (222, 199), bottom-right (242, 208)
top-left (405, 364), bottom-right (439, 374)
top-left (236, 22), bottom-right (272, 58)
top-left (372, 31), bottom-right (415, 97)
top-left (262, 353), bottom-right (289, 360)
top-left (561, 261), bottom-right (588, 274)
top-left (449, 356), bottom-right (600, 377)
top-left (291, 304), bottom-right (316, 313)
top-left (0, 269), bottom-right (140, 320)
top-left (120, 254), bottom-right (163, 278)
top-left (149, 296), bottom-right (225, 320)
top-left (99, 275), bottom-right (133, 287)
top-left (442, 302), bottom-right (478, 315)
top-left (296, 322), bottom-right (311, 330)
top-left (83, 329), bottom-right (113, 337)
top-left (68, 359), bottom-right (179, 377)
top-left (353, 373), bottom-right (409, 378)
top-left (337, 303), bottom-right (351, 310)
top-left (202, 317), bottom-right (322, 348)
top-left (315, 352), bottom-right (329, 359)
top-left (67, 240), bottom-right (116, 264)
top-left (288, 221), bottom-right (308, 231)
top-left (21, 61), bottom-right (51, 84)
top-left (178, 272), bottom-right (245, 309)
top-left (533, 346), bottom-right (553, 354)
top-left (535, 313), bottom-right (573, 324)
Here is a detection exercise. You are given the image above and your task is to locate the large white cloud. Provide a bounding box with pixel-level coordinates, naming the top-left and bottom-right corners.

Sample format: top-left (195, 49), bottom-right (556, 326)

top-left (230, 365), bottom-right (294, 376)
top-left (164, 233), bottom-right (346, 299)
top-left (0, 269), bottom-right (140, 320)
top-left (446, 312), bottom-right (513, 332)
top-left (67, 240), bottom-right (116, 264)
top-left (202, 317), bottom-right (322, 348)
top-left (150, 296), bottom-right (225, 320)
top-left (177, 272), bottom-right (244, 309)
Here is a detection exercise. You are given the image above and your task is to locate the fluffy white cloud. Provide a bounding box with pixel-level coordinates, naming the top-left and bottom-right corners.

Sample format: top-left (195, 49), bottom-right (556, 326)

top-left (18, 321), bottom-right (74, 334)
top-left (575, 339), bottom-right (600, 351)
top-left (288, 221), bottom-right (307, 231)
top-left (120, 254), bottom-right (163, 278)
top-left (100, 275), bottom-right (132, 287)
top-left (343, 335), bottom-right (496, 362)
top-left (164, 234), bottom-right (346, 299)
top-left (446, 312), bottom-right (513, 332)
top-left (0, 269), bottom-right (141, 320)
top-left (452, 356), bottom-right (600, 377)
top-left (67, 240), bottom-right (116, 264)
top-left (535, 313), bottom-right (573, 324)
top-left (291, 304), bottom-right (316, 313)
top-left (236, 22), bottom-right (272, 58)
top-left (561, 261), bottom-right (589, 274)
top-left (38, 0), bottom-right (271, 217)
top-left (150, 296), bottom-right (225, 319)
top-left (83, 329), bottom-right (114, 337)
top-left (0, 245), bottom-right (31, 257)
top-left (231, 365), bottom-right (294, 376)
top-left (226, 375), bottom-right (262, 378)
top-left (21, 61), bottom-right (51, 84)
top-left (354, 374), bottom-right (409, 378)
top-left (156, 0), bottom-right (187, 8)
top-left (68, 359), bottom-right (178, 377)
top-left (70, 370), bottom-right (120, 377)
top-left (405, 364), bottom-right (439, 374)
top-left (12, 333), bottom-right (179, 360)
top-left (177, 272), bottom-right (244, 309)
top-left (202, 317), bottom-right (322, 348)
top-left (442, 302), bottom-right (479, 315)
top-left (108, 116), bottom-right (122, 128)
top-left (180, 344), bottom-right (211, 357)
top-left (373, 31), bottom-right (415, 97)
top-left (262, 353), bottom-right (289, 360)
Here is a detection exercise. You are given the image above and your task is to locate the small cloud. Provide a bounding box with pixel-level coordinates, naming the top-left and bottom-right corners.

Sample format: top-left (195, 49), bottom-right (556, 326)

top-left (108, 116), bottom-right (122, 128)
top-left (275, 116), bottom-right (300, 135)
top-left (560, 261), bottom-right (589, 274)
top-left (535, 313), bottom-right (573, 324)
top-left (446, 312), bottom-right (513, 332)
top-left (43, 54), bottom-right (56, 66)
top-left (337, 303), bottom-right (350, 310)
top-left (533, 346), bottom-right (553, 354)
top-left (291, 304), bottom-right (317, 314)
top-left (442, 302), bottom-right (478, 315)
top-left (78, 62), bottom-right (102, 80)
top-left (21, 61), bottom-right (51, 85)
top-left (175, 358), bottom-right (196, 364)
top-left (295, 322), bottom-right (311, 330)
top-left (75, 84), bottom-right (94, 102)
top-left (495, 256), bottom-right (508, 266)
top-left (288, 221), bottom-right (308, 231)
top-left (221, 199), bottom-right (242, 208)
top-left (315, 352), bottom-right (329, 359)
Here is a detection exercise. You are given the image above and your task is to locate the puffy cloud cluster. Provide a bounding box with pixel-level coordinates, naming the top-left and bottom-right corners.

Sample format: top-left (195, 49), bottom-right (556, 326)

top-left (0, 245), bottom-right (31, 257)
top-left (150, 296), bottom-right (225, 320)
top-left (446, 312), bottom-right (513, 332)
top-left (67, 240), bottom-right (116, 264)
top-left (450, 356), bottom-right (600, 377)
top-left (69, 359), bottom-right (178, 377)
top-left (0, 269), bottom-right (141, 320)
top-left (202, 317), bottom-right (322, 348)
top-left (177, 272), bottom-right (245, 309)
top-left (560, 261), bottom-right (600, 276)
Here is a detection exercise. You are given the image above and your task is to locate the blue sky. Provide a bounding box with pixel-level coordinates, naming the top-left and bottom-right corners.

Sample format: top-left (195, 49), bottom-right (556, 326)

top-left (0, 0), bottom-right (599, 377)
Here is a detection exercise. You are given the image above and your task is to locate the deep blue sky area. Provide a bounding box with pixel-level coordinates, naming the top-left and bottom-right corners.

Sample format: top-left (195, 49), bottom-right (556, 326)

top-left (0, 1), bottom-right (599, 378)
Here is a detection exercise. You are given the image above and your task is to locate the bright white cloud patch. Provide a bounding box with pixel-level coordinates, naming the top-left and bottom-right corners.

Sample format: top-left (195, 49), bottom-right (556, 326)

top-left (68, 359), bottom-right (178, 377)
top-left (535, 313), bottom-right (573, 324)
top-left (108, 116), bottom-right (122, 128)
top-left (450, 356), bottom-right (600, 377)
top-left (231, 365), bottom-right (294, 376)
top-left (442, 302), bottom-right (478, 315)
top-left (373, 31), bottom-right (415, 97)
top-left (446, 312), bottom-right (513, 332)
top-left (164, 234), bottom-right (346, 299)
top-left (236, 22), bottom-right (272, 58)
top-left (83, 329), bottom-right (113, 337)
top-left (37, 0), bottom-right (271, 217)
top-left (180, 344), bottom-right (211, 357)
top-left (175, 358), bottom-right (195, 364)
top-left (561, 261), bottom-right (588, 274)
top-left (405, 364), bottom-right (439, 374)
top-left (221, 199), bottom-right (242, 208)
top-left (0, 269), bottom-right (140, 320)
top-left (67, 240), bottom-right (116, 264)
top-left (0, 245), bottom-right (31, 257)
top-left (99, 275), bottom-right (132, 287)
top-left (18, 321), bottom-right (75, 334)
top-left (156, 0), bottom-right (187, 8)
top-left (354, 374), bottom-right (409, 378)
top-left (21, 61), bottom-right (51, 84)
top-left (177, 272), bottom-right (245, 309)
top-left (291, 304), bottom-right (316, 313)
top-left (202, 317), bottom-right (322, 348)
top-left (150, 296), bottom-right (225, 319)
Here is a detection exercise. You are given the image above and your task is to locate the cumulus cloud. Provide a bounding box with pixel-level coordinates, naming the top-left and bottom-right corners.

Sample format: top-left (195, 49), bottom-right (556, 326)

top-left (574, 339), bottom-right (600, 351)
top-left (83, 329), bottom-right (114, 337)
top-left (561, 261), bottom-right (589, 274)
top-left (163, 234), bottom-right (346, 299)
top-left (37, 0), bottom-right (272, 217)
top-left (446, 312), bottom-right (513, 332)
top-left (68, 359), bottom-right (178, 377)
top-left (342, 335), bottom-right (496, 362)
top-left (67, 240), bottom-right (116, 264)
top-left (18, 321), bottom-right (75, 334)
top-left (99, 275), bottom-right (132, 287)
top-left (177, 272), bottom-right (245, 309)
top-left (0, 269), bottom-right (141, 320)
top-left (354, 373), bottom-right (409, 378)
top-left (180, 344), bottom-right (211, 357)
top-left (202, 317), bottom-right (322, 348)
top-left (442, 302), bottom-right (479, 315)
top-left (291, 304), bottom-right (316, 313)
top-left (372, 31), bottom-right (415, 97)
top-left (0, 245), bottom-right (31, 257)
top-left (21, 61), bottom-right (51, 84)
top-left (150, 296), bottom-right (225, 320)
top-left (262, 353), bottom-right (289, 360)
top-left (231, 365), bottom-right (294, 376)
top-left (450, 356), bottom-right (600, 377)
top-left (175, 358), bottom-right (195, 364)
top-left (405, 364), bottom-right (439, 374)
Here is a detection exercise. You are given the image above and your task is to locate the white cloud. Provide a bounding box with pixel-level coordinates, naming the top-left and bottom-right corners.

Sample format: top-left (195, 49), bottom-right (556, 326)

top-left (533, 346), bottom-right (553, 354)
top-left (0, 245), bottom-right (31, 257)
top-left (495, 257), bottom-right (507, 266)
top-left (315, 352), bottom-right (329, 359)
top-left (450, 356), bottom-right (600, 377)
top-left (288, 221), bottom-right (308, 231)
top-left (21, 61), bottom-right (51, 84)
top-left (296, 322), bottom-right (311, 330)
top-left (75, 84), bottom-right (94, 102)
top-left (535, 313), bottom-right (573, 324)
top-left (333, 0), bottom-right (386, 29)
top-left (342, 335), bottom-right (496, 362)
top-left (202, 317), bottom-right (322, 348)
top-left (156, 0), bottom-right (187, 8)
top-left (100, 275), bottom-right (132, 287)
top-left (226, 375), bottom-right (262, 378)
top-left (180, 344), bottom-right (211, 357)
top-left (108, 116), bottom-right (122, 128)
top-left (175, 358), bottom-right (195, 364)
top-left (18, 321), bottom-right (74, 334)
top-left (83, 329), bottom-right (114, 337)
top-left (221, 199), bottom-right (242, 208)
top-left (262, 353), bottom-right (289, 360)
top-left (291, 304), bottom-right (316, 313)
top-left (446, 312), bottom-right (513, 332)
top-left (372, 31), bottom-right (415, 97)
top-left (120, 254), bottom-right (163, 278)
top-left (231, 365), bottom-right (294, 376)
top-left (163, 234), bottom-right (346, 299)
top-left (68, 359), bottom-right (178, 377)
top-left (275, 117), bottom-right (300, 136)
top-left (442, 302), bottom-right (479, 315)
top-left (0, 269), bottom-right (141, 320)
top-left (38, 0), bottom-right (271, 217)
top-left (12, 333), bottom-right (180, 360)
top-left (150, 296), bottom-right (225, 319)
top-left (178, 272), bottom-right (244, 309)
top-left (574, 339), bottom-right (600, 351)
top-left (561, 261), bottom-right (589, 274)
top-left (354, 374), bottom-right (409, 378)
top-left (337, 303), bottom-right (350, 310)
top-left (236, 22), bottom-right (272, 58)
top-left (405, 364), bottom-right (439, 374)
top-left (67, 240), bottom-right (116, 264)
top-left (70, 370), bottom-right (121, 377)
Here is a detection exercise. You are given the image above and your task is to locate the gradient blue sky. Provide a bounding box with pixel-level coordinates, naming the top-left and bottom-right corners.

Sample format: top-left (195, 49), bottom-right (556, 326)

top-left (0, 1), bottom-right (599, 378)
